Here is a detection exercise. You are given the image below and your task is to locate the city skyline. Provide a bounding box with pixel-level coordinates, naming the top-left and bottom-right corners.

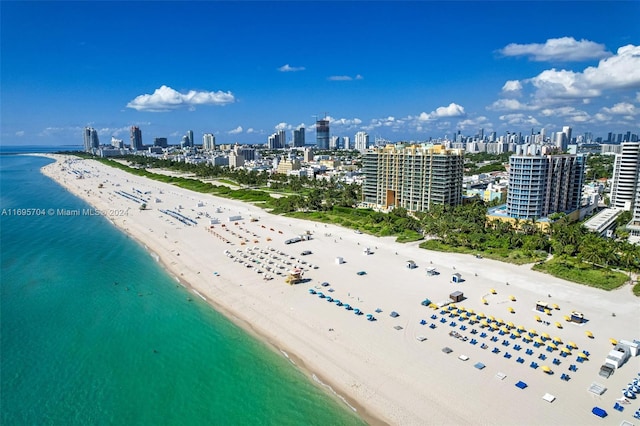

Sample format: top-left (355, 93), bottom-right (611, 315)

top-left (2, 1), bottom-right (639, 146)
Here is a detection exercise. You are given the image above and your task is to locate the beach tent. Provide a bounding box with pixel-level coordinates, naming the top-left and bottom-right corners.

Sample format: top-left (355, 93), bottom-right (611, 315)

top-left (591, 407), bottom-right (607, 418)
top-left (515, 381), bottom-right (528, 389)
top-left (451, 273), bottom-right (463, 283)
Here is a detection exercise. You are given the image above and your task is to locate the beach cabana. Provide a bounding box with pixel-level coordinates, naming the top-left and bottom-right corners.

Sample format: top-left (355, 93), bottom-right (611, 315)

top-left (451, 273), bottom-right (463, 283)
top-left (450, 291), bottom-right (464, 303)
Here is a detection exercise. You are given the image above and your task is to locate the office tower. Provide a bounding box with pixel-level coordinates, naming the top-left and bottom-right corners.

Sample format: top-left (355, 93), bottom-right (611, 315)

top-left (506, 153), bottom-right (585, 219)
top-left (362, 143), bottom-right (464, 212)
top-left (202, 133), bottom-right (216, 151)
top-left (83, 127), bottom-right (99, 152)
top-left (130, 126), bottom-right (143, 150)
top-left (293, 126), bottom-right (305, 147)
top-left (316, 118), bottom-right (330, 150)
top-left (355, 132), bottom-right (369, 152)
top-left (610, 142), bottom-right (640, 210)
top-left (153, 137), bottom-right (168, 148)
top-left (562, 126), bottom-right (572, 146)
top-left (187, 130), bottom-right (194, 147)
top-left (277, 129), bottom-right (287, 148)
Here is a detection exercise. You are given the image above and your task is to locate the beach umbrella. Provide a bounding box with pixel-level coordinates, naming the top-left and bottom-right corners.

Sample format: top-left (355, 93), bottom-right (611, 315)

top-left (541, 365), bottom-right (552, 373)
top-left (467, 309), bottom-right (475, 314)
top-left (540, 332), bottom-right (550, 339)
top-left (544, 308), bottom-right (551, 316)
top-left (563, 315), bottom-right (571, 321)
top-left (585, 330), bottom-right (594, 338)
top-left (506, 322), bottom-right (515, 329)
top-left (507, 307), bottom-right (515, 313)
top-left (501, 326), bottom-right (510, 333)
top-left (529, 329), bottom-right (537, 335)
top-left (480, 320), bottom-right (489, 327)
top-left (490, 323), bottom-right (499, 330)
top-left (488, 315), bottom-right (495, 322)
top-left (554, 322), bottom-right (563, 329)
top-left (459, 306), bottom-right (466, 312)
top-left (578, 352), bottom-right (588, 359)
top-left (517, 325), bottom-right (526, 331)
top-left (477, 312), bottom-right (485, 318)
top-left (460, 313), bottom-right (468, 320)
top-left (610, 338), bottom-right (618, 345)
top-left (481, 298), bottom-right (488, 305)
top-left (512, 331), bottom-right (521, 338)
top-left (490, 288), bottom-right (497, 294)
top-left (534, 338), bottom-right (545, 346)
top-left (552, 303), bottom-right (559, 310)
top-left (568, 341), bottom-right (578, 349)
top-left (561, 347), bottom-right (571, 354)
top-left (553, 336), bottom-right (562, 344)
top-left (509, 295), bottom-right (516, 301)
top-left (547, 342), bottom-right (557, 350)
top-left (497, 318), bottom-right (505, 325)
top-left (534, 315), bottom-right (541, 322)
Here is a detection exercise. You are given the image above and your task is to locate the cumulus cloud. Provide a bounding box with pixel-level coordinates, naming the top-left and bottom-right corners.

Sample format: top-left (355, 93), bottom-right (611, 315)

top-left (228, 126), bottom-right (243, 134)
top-left (274, 122), bottom-right (291, 131)
top-left (417, 103), bottom-right (466, 121)
top-left (498, 114), bottom-right (541, 126)
top-left (327, 74), bottom-right (363, 81)
top-left (602, 102), bottom-right (637, 115)
top-left (502, 80), bottom-right (523, 93)
top-left (127, 85), bottom-right (235, 112)
top-left (278, 64), bottom-right (305, 72)
top-left (499, 37), bottom-right (611, 62)
top-left (329, 117), bottom-right (363, 127)
top-left (457, 116), bottom-right (492, 131)
top-left (246, 128), bottom-right (256, 134)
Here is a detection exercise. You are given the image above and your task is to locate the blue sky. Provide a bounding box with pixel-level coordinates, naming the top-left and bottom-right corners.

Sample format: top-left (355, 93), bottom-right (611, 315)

top-left (2, 1), bottom-right (639, 146)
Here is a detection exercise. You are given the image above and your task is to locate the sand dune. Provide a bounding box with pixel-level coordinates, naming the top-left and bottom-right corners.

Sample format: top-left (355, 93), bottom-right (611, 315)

top-left (41, 154), bottom-right (640, 426)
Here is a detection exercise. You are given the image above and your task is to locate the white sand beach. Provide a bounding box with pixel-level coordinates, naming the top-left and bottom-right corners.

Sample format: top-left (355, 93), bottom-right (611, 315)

top-left (41, 154), bottom-right (640, 425)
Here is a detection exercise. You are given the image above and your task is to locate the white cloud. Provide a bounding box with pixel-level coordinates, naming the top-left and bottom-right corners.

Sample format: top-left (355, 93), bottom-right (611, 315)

top-left (228, 126), bottom-right (243, 134)
top-left (457, 116), bottom-right (492, 131)
top-left (502, 80), bottom-right (522, 93)
top-left (15, 130), bottom-right (25, 137)
top-left (417, 103), bottom-right (466, 121)
top-left (499, 37), bottom-right (611, 62)
top-left (246, 128), bottom-right (256, 134)
top-left (329, 117), bottom-right (363, 127)
top-left (327, 74), bottom-right (364, 81)
top-left (602, 102), bottom-right (637, 115)
top-left (274, 122), bottom-right (291, 131)
top-left (127, 85), bottom-right (235, 112)
top-left (278, 64), bottom-right (305, 72)
top-left (498, 114), bottom-right (541, 126)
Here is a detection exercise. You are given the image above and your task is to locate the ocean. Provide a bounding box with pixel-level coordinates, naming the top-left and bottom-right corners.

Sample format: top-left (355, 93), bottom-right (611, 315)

top-left (0, 152), bottom-right (365, 426)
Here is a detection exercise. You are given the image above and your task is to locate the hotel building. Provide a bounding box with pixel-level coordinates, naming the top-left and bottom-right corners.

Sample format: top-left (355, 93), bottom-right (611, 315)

top-left (506, 150), bottom-right (585, 219)
top-left (362, 144), bottom-right (464, 212)
top-left (611, 142), bottom-right (640, 211)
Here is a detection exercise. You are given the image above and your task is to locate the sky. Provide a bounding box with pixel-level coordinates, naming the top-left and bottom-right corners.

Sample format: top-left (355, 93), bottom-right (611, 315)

top-left (1, 1), bottom-right (639, 147)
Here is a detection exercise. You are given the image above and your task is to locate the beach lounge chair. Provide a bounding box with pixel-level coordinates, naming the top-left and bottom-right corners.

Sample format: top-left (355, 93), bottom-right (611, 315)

top-left (515, 381), bottom-right (527, 389)
top-left (420, 319), bottom-right (427, 325)
top-left (492, 347), bottom-right (500, 354)
top-left (429, 323), bottom-right (436, 329)
top-left (481, 343), bottom-right (488, 349)
top-left (591, 407), bottom-right (607, 418)
top-left (614, 402), bottom-right (624, 412)
top-left (480, 332), bottom-right (487, 338)
top-left (517, 357), bottom-right (524, 364)
top-left (504, 352), bottom-right (512, 359)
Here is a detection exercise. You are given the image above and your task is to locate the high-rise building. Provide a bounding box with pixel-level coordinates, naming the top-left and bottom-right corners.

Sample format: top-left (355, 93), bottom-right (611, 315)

top-left (277, 130), bottom-right (287, 148)
top-left (506, 150), bottom-right (585, 219)
top-left (267, 131), bottom-right (286, 149)
top-left (187, 130), bottom-right (194, 147)
top-left (342, 136), bottom-right (351, 150)
top-left (293, 126), bottom-right (305, 147)
top-left (355, 131), bottom-right (369, 152)
top-left (362, 144), bottom-right (464, 212)
top-left (83, 127), bottom-right (100, 152)
top-left (315, 119), bottom-right (330, 150)
top-left (329, 136), bottom-right (340, 150)
top-left (610, 142), bottom-right (640, 211)
top-left (202, 133), bottom-right (216, 151)
top-left (153, 137), bottom-right (168, 148)
top-left (130, 126), bottom-right (143, 150)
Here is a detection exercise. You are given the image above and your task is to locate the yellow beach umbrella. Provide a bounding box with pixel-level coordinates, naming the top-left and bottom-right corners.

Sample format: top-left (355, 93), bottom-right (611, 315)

top-left (541, 365), bottom-right (552, 373)
top-left (481, 298), bottom-right (488, 305)
top-left (534, 315), bottom-right (541, 322)
top-left (534, 337), bottom-right (545, 345)
top-left (568, 341), bottom-right (578, 349)
top-left (517, 325), bottom-right (526, 331)
top-left (512, 331), bottom-right (521, 338)
top-left (480, 320), bottom-right (488, 327)
top-left (490, 323), bottom-right (499, 330)
top-left (553, 336), bottom-right (562, 344)
top-left (467, 309), bottom-right (474, 314)
top-left (506, 322), bottom-right (515, 329)
top-left (490, 288), bottom-right (496, 294)
top-left (459, 306), bottom-right (466, 312)
top-left (578, 352), bottom-right (588, 359)
top-left (529, 329), bottom-right (537, 335)
top-left (508, 307), bottom-right (515, 313)
top-left (497, 318), bottom-right (504, 325)
top-left (540, 332), bottom-right (550, 339)
top-left (451, 311), bottom-right (459, 316)
top-left (554, 322), bottom-right (563, 329)
top-left (547, 342), bottom-right (557, 350)
top-left (563, 315), bottom-right (571, 321)
top-left (544, 308), bottom-right (551, 316)
top-left (585, 330), bottom-right (594, 338)
top-left (610, 338), bottom-right (618, 345)
top-left (509, 295), bottom-right (516, 301)
top-left (460, 313), bottom-right (468, 320)
top-left (561, 347), bottom-right (571, 354)
top-left (477, 312), bottom-right (485, 318)
top-left (488, 315), bottom-right (495, 322)
top-left (501, 326), bottom-right (510, 333)
top-left (552, 303), bottom-right (559, 310)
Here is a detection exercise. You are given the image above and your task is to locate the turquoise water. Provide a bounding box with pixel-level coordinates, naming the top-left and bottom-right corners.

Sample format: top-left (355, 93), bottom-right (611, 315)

top-left (0, 154), bottom-right (365, 426)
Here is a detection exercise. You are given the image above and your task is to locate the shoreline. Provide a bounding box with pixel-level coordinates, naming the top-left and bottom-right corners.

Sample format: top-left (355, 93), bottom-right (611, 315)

top-left (38, 154), bottom-right (640, 426)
